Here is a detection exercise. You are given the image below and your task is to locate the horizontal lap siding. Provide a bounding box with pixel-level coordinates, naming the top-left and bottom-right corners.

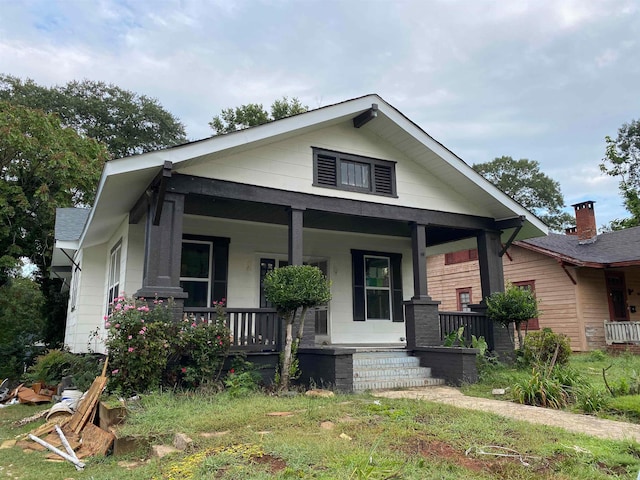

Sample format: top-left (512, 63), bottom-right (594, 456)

top-left (426, 254), bottom-right (481, 310)
top-left (577, 269), bottom-right (608, 350)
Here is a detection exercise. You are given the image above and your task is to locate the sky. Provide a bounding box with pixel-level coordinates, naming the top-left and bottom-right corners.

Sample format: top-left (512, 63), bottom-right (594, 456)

top-left (1, 0), bottom-right (638, 228)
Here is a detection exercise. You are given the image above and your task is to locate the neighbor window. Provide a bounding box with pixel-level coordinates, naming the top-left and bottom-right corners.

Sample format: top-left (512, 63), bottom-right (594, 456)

top-left (313, 147), bottom-right (396, 196)
top-left (456, 287), bottom-right (472, 312)
top-left (513, 280), bottom-right (539, 330)
top-left (445, 249), bottom-right (478, 265)
top-left (351, 249), bottom-right (403, 322)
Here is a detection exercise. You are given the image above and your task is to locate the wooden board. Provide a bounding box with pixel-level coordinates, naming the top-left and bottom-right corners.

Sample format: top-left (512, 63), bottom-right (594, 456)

top-left (68, 375), bottom-right (107, 434)
top-left (76, 423), bottom-right (115, 458)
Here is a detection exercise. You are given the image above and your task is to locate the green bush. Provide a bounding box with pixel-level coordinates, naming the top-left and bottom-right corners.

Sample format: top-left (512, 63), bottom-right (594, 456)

top-left (486, 283), bottom-right (538, 347)
top-left (522, 329), bottom-right (572, 367)
top-left (224, 356), bottom-right (262, 397)
top-left (24, 349), bottom-right (103, 391)
top-left (575, 385), bottom-right (611, 414)
top-left (512, 367), bottom-right (569, 408)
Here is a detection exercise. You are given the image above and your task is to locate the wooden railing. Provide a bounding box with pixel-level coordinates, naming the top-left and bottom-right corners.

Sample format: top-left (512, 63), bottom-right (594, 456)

top-left (183, 307), bottom-right (280, 352)
top-left (605, 321), bottom-right (640, 345)
top-left (439, 311), bottom-right (494, 351)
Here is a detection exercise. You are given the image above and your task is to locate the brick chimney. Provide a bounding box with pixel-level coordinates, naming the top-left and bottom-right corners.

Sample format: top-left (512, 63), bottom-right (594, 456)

top-left (571, 201), bottom-right (597, 244)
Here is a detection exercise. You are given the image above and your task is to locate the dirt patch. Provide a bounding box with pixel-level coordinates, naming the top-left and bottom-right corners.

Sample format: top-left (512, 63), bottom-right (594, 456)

top-left (252, 453), bottom-right (287, 474)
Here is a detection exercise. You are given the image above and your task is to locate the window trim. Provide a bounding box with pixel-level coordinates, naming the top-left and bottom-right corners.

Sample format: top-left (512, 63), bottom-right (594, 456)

top-left (364, 255), bottom-right (393, 320)
top-left (456, 287), bottom-right (472, 312)
top-left (312, 147), bottom-right (397, 197)
top-left (180, 235), bottom-right (230, 308)
top-left (106, 240), bottom-right (122, 316)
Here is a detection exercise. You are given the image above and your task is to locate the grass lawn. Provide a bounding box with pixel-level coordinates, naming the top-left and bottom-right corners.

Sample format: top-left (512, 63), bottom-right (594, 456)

top-left (2, 389), bottom-right (640, 479)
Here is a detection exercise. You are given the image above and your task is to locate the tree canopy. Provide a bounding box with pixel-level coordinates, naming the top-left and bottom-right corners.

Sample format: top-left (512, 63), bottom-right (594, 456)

top-left (0, 74), bottom-right (188, 158)
top-left (209, 96), bottom-right (308, 135)
top-left (473, 156), bottom-right (574, 232)
top-left (0, 100), bottom-right (109, 283)
top-left (600, 119), bottom-right (640, 230)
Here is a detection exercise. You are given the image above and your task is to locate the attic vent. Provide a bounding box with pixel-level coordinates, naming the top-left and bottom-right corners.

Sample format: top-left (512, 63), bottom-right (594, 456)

top-left (312, 147), bottom-right (397, 198)
top-left (373, 164), bottom-right (393, 195)
top-left (316, 154), bottom-right (337, 187)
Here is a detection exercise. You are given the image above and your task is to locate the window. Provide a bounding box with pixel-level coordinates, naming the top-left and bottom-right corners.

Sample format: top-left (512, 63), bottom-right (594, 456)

top-left (259, 258), bottom-right (289, 308)
top-left (513, 280), bottom-right (539, 330)
top-left (70, 266), bottom-right (80, 312)
top-left (313, 147), bottom-right (396, 197)
top-left (445, 249), bottom-right (478, 265)
top-left (456, 287), bottom-right (472, 312)
top-left (107, 241), bottom-right (121, 315)
top-left (180, 236), bottom-right (230, 308)
top-left (351, 249), bottom-right (403, 322)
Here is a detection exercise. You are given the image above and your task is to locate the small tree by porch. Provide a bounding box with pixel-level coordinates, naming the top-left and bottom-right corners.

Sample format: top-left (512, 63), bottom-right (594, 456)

top-left (486, 283), bottom-right (539, 348)
top-left (263, 265), bottom-right (331, 391)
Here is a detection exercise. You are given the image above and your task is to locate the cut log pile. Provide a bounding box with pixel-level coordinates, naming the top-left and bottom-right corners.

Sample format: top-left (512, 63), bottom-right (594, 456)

top-left (20, 360), bottom-right (115, 469)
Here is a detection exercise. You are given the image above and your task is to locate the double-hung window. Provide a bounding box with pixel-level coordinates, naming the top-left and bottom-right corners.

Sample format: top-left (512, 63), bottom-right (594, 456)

top-left (351, 249), bottom-right (403, 322)
top-left (313, 148), bottom-right (397, 197)
top-left (106, 241), bottom-right (121, 315)
top-left (180, 235), bottom-right (230, 308)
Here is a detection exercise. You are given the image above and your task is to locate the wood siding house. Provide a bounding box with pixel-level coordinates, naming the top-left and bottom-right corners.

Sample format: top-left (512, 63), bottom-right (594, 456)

top-left (51, 94), bottom-right (548, 389)
top-left (427, 201), bottom-right (640, 351)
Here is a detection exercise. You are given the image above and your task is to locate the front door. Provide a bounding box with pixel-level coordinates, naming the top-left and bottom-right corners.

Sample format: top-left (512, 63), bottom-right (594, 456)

top-left (606, 271), bottom-right (629, 321)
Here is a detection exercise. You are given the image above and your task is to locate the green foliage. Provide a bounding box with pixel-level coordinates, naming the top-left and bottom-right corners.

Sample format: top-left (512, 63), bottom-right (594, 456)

top-left (442, 326), bottom-right (465, 347)
top-left (23, 349), bottom-right (103, 391)
top-left (264, 264), bottom-right (331, 391)
top-left (174, 301), bottom-right (231, 389)
top-left (223, 356), bottom-right (262, 398)
top-left (263, 265), bottom-right (331, 314)
top-left (442, 326), bottom-right (488, 357)
top-left (0, 74), bottom-right (188, 158)
top-left (512, 367), bottom-right (569, 408)
top-left (575, 385), bottom-right (611, 414)
top-left (0, 277), bottom-right (46, 380)
top-left (106, 296), bottom-right (231, 395)
top-left (209, 96), bottom-right (308, 134)
top-left (600, 118), bottom-right (640, 230)
top-left (473, 156), bottom-right (574, 231)
top-left (486, 283), bottom-right (539, 347)
top-left (0, 101), bottom-right (108, 282)
top-left (608, 395), bottom-right (640, 421)
top-left (521, 329), bottom-right (572, 367)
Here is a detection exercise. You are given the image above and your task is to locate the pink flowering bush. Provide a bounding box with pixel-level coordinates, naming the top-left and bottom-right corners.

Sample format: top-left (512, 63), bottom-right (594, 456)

top-left (105, 295), bottom-right (178, 395)
top-left (171, 300), bottom-right (231, 389)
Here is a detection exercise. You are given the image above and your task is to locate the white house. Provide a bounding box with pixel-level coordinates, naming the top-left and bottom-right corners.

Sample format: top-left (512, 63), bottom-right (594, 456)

top-left (51, 94), bottom-right (547, 389)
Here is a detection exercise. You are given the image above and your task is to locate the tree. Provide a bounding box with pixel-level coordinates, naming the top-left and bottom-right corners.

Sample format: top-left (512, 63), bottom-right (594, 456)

top-left (263, 265), bottom-right (331, 391)
top-left (0, 74), bottom-right (188, 158)
top-left (209, 96), bottom-right (308, 135)
top-left (0, 101), bottom-right (109, 284)
top-left (0, 277), bottom-right (46, 380)
top-left (473, 156), bottom-right (574, 232)
top-left (486, 283), bottom-right (539, 349)
top-left (600, 119), bottom-right (640, 230)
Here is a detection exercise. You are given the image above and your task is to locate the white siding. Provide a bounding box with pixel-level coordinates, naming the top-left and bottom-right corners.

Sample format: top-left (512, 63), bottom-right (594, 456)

top-left (183, 215), bottom-right (412, 345)
top-left (177, 123), bottom-right (483, 217)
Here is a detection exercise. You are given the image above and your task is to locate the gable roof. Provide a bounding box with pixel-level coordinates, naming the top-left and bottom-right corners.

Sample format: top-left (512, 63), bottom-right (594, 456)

top-left (516, 226), bottom-right (640, 267)
top-left (77, 94), bottom-right (548, 249)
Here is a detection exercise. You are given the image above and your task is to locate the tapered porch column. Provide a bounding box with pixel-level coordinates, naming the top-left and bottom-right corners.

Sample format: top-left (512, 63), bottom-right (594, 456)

top-left (405, 222), bottom-right (440, 349)
top-left (475, 229), bottom-right (511, 353)
top-left (288, 207), bottom-right (304, 266)
top-left (135, 192), bottom-right (187, 318)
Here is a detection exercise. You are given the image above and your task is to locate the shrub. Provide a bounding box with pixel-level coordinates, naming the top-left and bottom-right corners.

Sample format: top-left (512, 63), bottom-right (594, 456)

top-left (105, 296), bottom-right (176, 395)
top-left (24, 349), bottom-right (103, 391)
top-left (521, 329), bottom-right (571, 367)
top-left (224, 356), bottom-right (262, 397)
top-left (576, 385), bottom-right (611, 414)
top-left (486, 283), bottom-right (538, 348)
top-left (512, 367), bottom-right (569, 409)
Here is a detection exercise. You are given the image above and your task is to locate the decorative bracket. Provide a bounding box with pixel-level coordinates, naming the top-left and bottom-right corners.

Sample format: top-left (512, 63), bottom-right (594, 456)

top-left (353, 103), bottom-right (378, 128)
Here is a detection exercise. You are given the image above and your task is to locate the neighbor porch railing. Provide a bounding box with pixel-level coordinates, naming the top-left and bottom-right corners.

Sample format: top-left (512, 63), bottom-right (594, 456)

top-left (604, 321), bottom-right (640, 345)
top-left (438, 311), bottom-right (494, 351)
top-left (183, 307), bottom-right (281, 352)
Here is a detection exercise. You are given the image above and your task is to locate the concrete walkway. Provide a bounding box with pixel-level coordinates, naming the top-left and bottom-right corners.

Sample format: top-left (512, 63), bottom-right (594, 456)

top-left (373, 386), bottom-right (640, 443)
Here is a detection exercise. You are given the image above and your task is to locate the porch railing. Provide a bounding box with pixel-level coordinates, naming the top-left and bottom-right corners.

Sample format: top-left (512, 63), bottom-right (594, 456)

top-left (605, 321), bottom-right (640, 345)
top-left (183, 307), bottom-right (280, 352)
top-left (439, 311), bottom-right (494, 351)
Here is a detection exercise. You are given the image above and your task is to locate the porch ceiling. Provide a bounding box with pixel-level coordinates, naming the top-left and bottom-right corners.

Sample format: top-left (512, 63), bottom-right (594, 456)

top-left (184, 194), bottom-right (478, 245)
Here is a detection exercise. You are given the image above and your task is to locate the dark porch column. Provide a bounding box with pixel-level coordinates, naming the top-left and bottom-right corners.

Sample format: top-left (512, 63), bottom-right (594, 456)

top-left (288, 207), bottom-right (304, 266)
top-left (411, 222), bottom-right (431, 300)
top-left (475, 229), bottom-right (511, 354)
top-left (135, 192), bottom-right (187, 318)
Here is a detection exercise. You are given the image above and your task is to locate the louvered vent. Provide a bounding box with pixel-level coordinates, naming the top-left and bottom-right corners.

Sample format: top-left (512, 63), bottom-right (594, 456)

top-left (316, 154), bottom-right (337, 187)
top-left (373, 164), bottom-right (393, 195)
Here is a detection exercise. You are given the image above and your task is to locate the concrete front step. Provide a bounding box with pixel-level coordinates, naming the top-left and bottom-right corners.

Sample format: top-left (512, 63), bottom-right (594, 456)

top-left (351, 351), bottom-right (444, 391)
top-left (353, 377), bottom-right (445, 391)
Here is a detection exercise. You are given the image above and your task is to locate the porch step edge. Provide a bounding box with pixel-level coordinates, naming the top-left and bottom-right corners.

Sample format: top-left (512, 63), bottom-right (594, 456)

top-left (353, 377), bottom-right (445, 391)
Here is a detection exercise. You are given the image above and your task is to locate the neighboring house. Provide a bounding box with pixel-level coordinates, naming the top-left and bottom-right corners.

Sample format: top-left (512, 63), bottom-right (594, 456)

top-left (427, 201), bottom-right (640, 352)
top-left (51, 94), bottom-right (547, 389)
